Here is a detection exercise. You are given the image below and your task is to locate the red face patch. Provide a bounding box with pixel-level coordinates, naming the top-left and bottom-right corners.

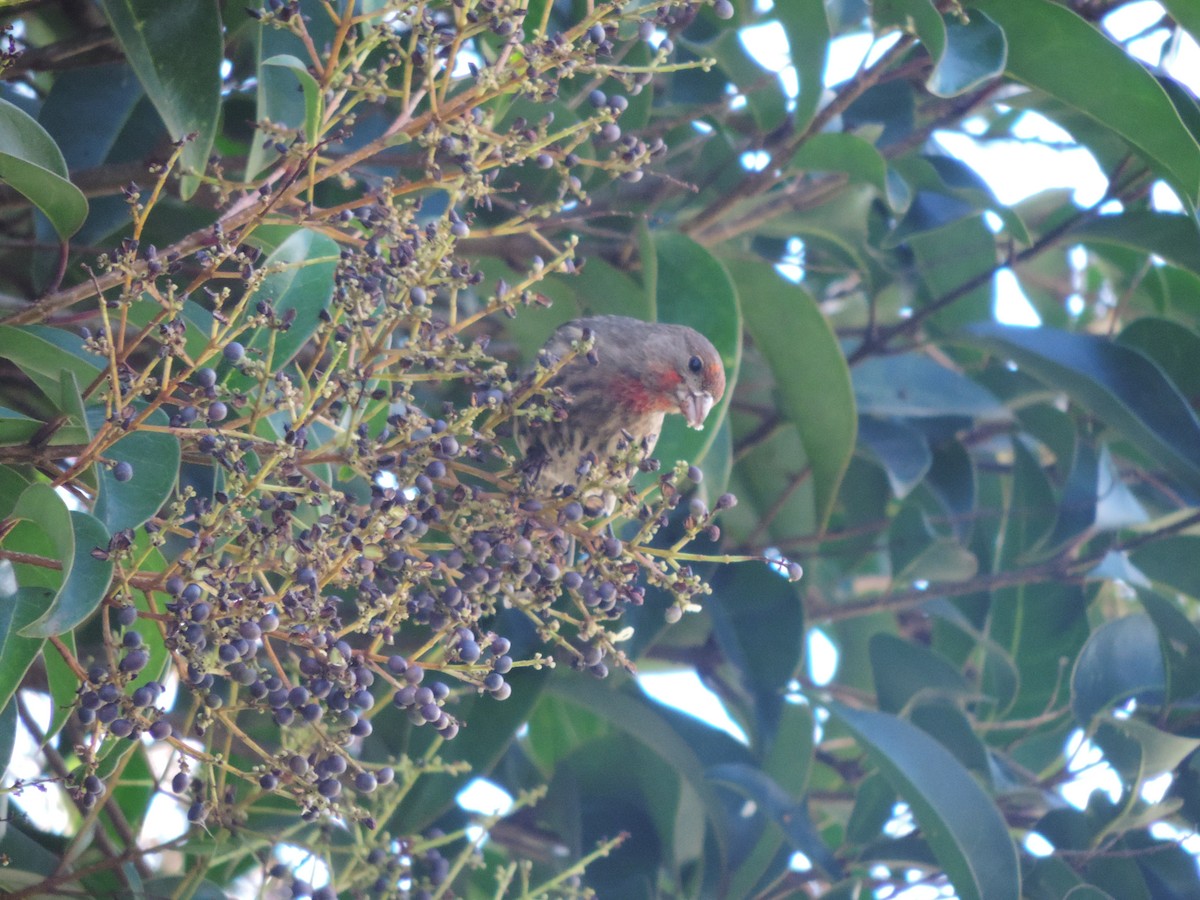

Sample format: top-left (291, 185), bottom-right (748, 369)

top-left (612, 372), bottom-right (677, 414)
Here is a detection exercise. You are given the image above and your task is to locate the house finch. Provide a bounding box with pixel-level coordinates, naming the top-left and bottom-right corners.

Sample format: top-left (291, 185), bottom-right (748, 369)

top-left (516, 315), bottom-right (725, 514)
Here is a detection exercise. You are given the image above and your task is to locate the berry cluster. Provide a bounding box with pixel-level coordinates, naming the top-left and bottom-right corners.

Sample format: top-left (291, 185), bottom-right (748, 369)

top-left (53, 1), bottom-right (744, 894)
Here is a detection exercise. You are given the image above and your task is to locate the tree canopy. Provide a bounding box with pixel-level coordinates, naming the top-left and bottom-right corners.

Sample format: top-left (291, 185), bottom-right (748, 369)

top-left (2, 0), bottom-right (1200, 897)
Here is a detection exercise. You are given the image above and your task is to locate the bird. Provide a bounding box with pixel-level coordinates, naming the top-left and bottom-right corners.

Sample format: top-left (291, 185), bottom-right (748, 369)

top-left (515, 315), bottom-right (726, 515)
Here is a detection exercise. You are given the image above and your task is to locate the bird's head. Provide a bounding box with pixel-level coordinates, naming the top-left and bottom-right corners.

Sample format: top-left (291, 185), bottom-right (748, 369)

top-left (668, 338), bottom-right (726, 429)
top-left (585, 317), bottom-right (725, 430)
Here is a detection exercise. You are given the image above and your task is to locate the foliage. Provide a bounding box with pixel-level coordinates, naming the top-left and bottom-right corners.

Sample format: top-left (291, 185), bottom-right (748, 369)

top-left (1, 0), bottom-right (1200, 897)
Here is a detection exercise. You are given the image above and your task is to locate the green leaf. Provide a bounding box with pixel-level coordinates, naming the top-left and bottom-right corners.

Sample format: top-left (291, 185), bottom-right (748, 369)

top-left (94, 408), bottom-right (180, 533)
top-left (0, 408), bottom-right (42, 446)
top-left (547, 675), bottom-right (731, 870)
top-left (1116, 316), bottom-right (1200, 404)
top-left (875, 0), bottom-right (944, 56)
top-left (100, 0), bottom-right (222, 199)
top-left (261, 55), bottom-right (323, 145)
top-left (0, 564), bottom-right (48, 712)
top-left (649, 232), bottom-right (741, 474)
top-left (1109, 717), bottom-right (1200, 781)
top-left (23, 509), bottom-right (113, 639)
top-left (1136, 589), bottom-right (1200, 702)
top-left (1131, 535), bottom-right (1200, 599)
top-left (889, 499), bottom-right (979, 583)
top-left (234, 229), bottom-right (339, 381)
top-left (0, 700), bottom-right (15, 781)
top-left (704, 31), bottom-right (786, 133)
top-left (0, 325), bottom-right (103, 405)
top-left (857, 416), bottom-right (932, 499)
top-left (963, 322), bottom-right (1200, 495)
top-left (1070, 615), bottom-right (1165, 725)
top-left (1162, 1), bottom-right (1200, 47)
top-left (38, 62), bottom-right (145, 171)
top-left (246, 0), bottom-right (337, 178)
top-left (522, 692), bottom-right (610, 776)
top-left (1042, 436), bottom-right (1098, 552)
top-left (829, 703), bottom-right (1021, 900)
top-left (970, 0), bottom-right (1200, 207)
top-left (844, 770), bottom-right (897, 844)
top-left (1075, 213), bottom-right (1200, 280)
top-left (42, 631), bottom-right (77, 743)
top-left (0, 466), bottom-right (31, 520)
top-left (910, 213), bottom-right (999, 331)
top-left (0, 99), bottom-right (87, 240)
top-left (886, 190), bottom-right (979, 245)
top-left (776, 0), bottom-right (830, 131)
top-left (709, 563), bottom-right (804, 744)
top-left (928, 11), bottom-right (1006, 98)
top-left (708, 763), bottom-right (842, 878)
top-left (853, 351), bottom-right (1007, 419)
top-left (728, 262), bottom-right (855, 529)
top-left (870, 633), bottom-right (972, 714)
top-left (791, 133), bottom-right (888, 196)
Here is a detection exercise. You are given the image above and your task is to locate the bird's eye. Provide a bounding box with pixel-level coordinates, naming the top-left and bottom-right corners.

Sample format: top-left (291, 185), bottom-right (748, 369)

top-left (688, 355), bottom-right (703, 373)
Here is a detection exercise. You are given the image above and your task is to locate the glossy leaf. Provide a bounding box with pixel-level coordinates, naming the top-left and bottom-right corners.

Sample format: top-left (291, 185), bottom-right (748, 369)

top-left (928, 11), bottom-right (1006, 98)
top-left (0, 562), bottom-right (47, 712)
top-left (38, 62), bottom-right (144, 171)
top-left (100, 0), bottom-right (221, 199)
top-left (0, 325), bottom-right (103, 403)
top-left (792, 132), bottom-right (889, 196)
top-left (23, 509), bottom-right (113, 639)
top-left (986, 444), bottom-right (1090, 731)
top-left (1116, 316), bottom-right (1200, 404)
top-left (0, 99), bottom-right (87, 240)
top-left (964, 323), bottom-right (1200, 494)
top-left (0, 408), bottom-right (41, 446)
top-left (261, 55), bottom-right (323, 145)
top-left (1042, 435), bottom-right (1097, 552)
top-left (237, 229), bottom-right (339, 379)
top-left (971, 0), bottom-right (1200, 206)
top-left (1075, 213), bottom-right (1200, 281)
top-left (853, 351), bottom-right (1006, 419)
top-left (830, 703), bottom-right (1020, 900)
top-left (870, 633), bottom-right (971, 714)
top-left (704, 31), bottom-right (786, 133)
top-left (1136, 589), bottom-right (1200, 703)
top-left (42, 631), bottom-right (77, 743)
top-left (874, 0), bottom-right (944, 56)
top-left (546, 675), bottom-right (730, 869)
top-left (94, 408), bottom-right (180, 533)
top-left (1163, 2), bottom-right (1200, 47)
top-left (709, 563), bottom-right (804, 744)
top-left (777, 0), bottom-right (831, 131)
top-left (889, 498), bottom-right (979, 583)
top-left (1071, 615), bottom-right (1165, 725)
top-left (0, 700), bottom-right (15, 782)
top-left (1130, 536), bottom-right (1200, 600)
top-left (246, 0), bottom-right (336, 178)
top-left (857, 416), bottom-right (932, 499)
top-left (729, 261), bottom-right (855, 529)
top-left (708, 763), bottom-right (842, 877)
top-left (886, 190), bottom-right (979, 245)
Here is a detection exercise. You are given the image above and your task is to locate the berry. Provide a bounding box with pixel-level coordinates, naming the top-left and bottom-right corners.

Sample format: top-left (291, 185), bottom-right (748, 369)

top-left (113, 461), bottom-right (133, 482)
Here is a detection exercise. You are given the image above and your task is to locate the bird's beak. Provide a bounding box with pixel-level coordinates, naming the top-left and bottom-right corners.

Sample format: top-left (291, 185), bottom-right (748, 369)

top-left (679, 391), bottom-right (715, 430)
